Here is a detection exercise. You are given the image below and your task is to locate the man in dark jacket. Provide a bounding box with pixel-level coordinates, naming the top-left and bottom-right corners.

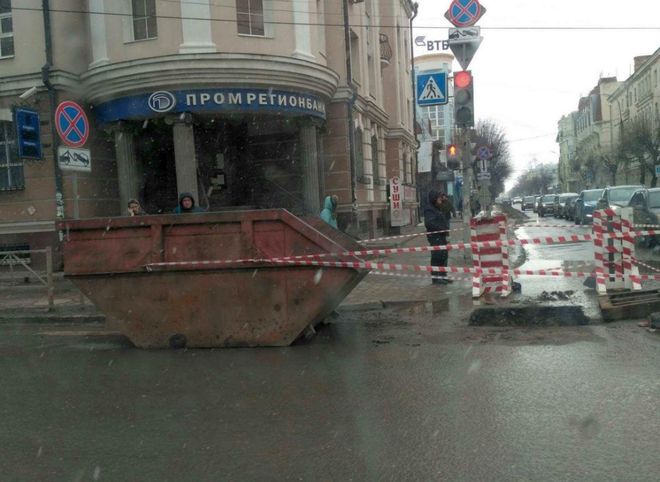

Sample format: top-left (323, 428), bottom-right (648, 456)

top-left (424, 190), bottom-right (452, 285)
top-left (174, 192), bottom-right (205, 214)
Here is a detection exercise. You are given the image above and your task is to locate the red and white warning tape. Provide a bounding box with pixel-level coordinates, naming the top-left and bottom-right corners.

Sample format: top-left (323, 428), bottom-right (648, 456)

top-left (274, 234), bottom-right (595, 262)
top-left (634, 224), bottom-right (660, 229)
top-left (358, 227), bottom-right (465, 244)
top-left (522, 224), bottom-right (591, 229)
top-left (369, 271), bottom-right (472, 282)
top-left (632, 257), bottom-right (660, 273)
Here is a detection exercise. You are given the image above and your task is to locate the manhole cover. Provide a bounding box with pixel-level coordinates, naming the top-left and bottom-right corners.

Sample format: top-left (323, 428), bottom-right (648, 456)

top-left (469, 305), bottom-right (589, 327)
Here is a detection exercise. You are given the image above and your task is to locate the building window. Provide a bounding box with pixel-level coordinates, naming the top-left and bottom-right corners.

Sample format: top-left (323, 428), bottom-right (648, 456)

top-left (350, 30), bottom-right (361, 84)
top-left (371, 135), bottom-right (379, 182)
top-left (0, 0), bottom-right (13, 58)
top-left (236, 0), bottom-right (264, 36)
top-left (131, 0), bottom-right (157, 40)
top-left (0, 121), bottom-right (24, 191)
top-left (354, 126), bottom-right (364, 181)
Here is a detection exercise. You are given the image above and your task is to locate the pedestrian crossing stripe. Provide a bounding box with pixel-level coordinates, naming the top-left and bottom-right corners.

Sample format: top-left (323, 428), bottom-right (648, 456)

top-left (419, 76), bottom-right (445, 101)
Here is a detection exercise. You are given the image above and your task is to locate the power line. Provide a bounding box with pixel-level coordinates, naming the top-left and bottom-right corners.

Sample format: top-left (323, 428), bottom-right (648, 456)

top-left (11, 6), bottom-right (660, 30)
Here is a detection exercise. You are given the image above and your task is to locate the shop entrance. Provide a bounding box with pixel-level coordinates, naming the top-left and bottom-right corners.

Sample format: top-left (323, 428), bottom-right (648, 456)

top-left (195, 116), bottom-right (304, 213)
top-left (132, 115), bottom-right (308, 214)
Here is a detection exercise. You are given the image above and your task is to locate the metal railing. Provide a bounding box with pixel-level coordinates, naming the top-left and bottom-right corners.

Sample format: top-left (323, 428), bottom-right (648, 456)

top-left (0, 247), bottom-right (54, 311)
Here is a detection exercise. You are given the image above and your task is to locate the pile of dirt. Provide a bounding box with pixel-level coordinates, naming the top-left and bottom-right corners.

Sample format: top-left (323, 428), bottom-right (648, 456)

top-left (469, 305), bottom-right (590, 327)
top-left (537, 290), bottom-right (575, 302)
top-left (499, 205), bottom-right (529, 222)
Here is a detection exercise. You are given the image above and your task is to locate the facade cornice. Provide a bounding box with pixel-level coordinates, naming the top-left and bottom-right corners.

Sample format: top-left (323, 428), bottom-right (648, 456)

top-left (330, 86), bottom-right (354, 103)
top-left (354, 96), bottom-right (389, 127)
top-left (385, 127), bottom-right (416, 145)
top-left (81, 53), bottom-right (340, 104)
top-left (0, 70), bottom-right (79, 97)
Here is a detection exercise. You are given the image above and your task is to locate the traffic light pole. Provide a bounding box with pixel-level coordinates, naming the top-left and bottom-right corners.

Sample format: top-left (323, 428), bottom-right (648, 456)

top-left (460, 128), bottom-right (472, 243)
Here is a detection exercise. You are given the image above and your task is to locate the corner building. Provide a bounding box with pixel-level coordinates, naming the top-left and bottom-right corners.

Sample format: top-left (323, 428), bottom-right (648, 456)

top-left (0, 0), bottom-right (416, 264)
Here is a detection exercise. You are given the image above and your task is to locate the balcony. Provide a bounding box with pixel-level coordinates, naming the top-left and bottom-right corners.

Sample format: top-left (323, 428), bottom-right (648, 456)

top-left (379, 34), bottom-right (392, 66)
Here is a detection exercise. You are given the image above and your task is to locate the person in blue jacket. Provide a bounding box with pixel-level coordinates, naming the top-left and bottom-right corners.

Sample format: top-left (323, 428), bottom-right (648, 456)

top-left (320, 195), bottom-right (338, 229)
top-left (174, 192), bottom-right (205, 214)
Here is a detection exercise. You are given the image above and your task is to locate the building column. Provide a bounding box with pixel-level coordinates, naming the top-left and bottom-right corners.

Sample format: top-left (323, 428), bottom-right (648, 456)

top-left (172, 118), bottom-right (199, 202)
top-left (299, 122), bottom-right (321, 214)
top-left (292, 0), bottom-right (314, 60)
top-left (88, 0), bottom-right (109, 67)
top-left (179, 0), bottom-right (216, 53)
top-left (114, 125), bottom-right (140, 213)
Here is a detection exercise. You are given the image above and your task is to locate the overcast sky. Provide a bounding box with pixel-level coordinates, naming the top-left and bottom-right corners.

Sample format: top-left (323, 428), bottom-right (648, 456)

top-left (412, 0), bottom-right (660, 191)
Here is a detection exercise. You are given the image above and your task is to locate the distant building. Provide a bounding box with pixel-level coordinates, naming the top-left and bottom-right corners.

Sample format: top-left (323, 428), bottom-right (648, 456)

top-left (558, 46), bottom-right (660, 191)
top-left (557, 112), bottom-right (578, 192)
top-left (609, 48), bottom-right (660, 184)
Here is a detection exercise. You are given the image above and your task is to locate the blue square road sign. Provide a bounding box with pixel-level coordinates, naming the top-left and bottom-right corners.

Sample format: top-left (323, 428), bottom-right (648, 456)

top-left (416, 72), bottom-right (448, 106)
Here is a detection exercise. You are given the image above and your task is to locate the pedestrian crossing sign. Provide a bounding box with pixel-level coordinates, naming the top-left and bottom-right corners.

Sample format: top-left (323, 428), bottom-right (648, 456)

top-left (416, 72), bottom-right (448, 106)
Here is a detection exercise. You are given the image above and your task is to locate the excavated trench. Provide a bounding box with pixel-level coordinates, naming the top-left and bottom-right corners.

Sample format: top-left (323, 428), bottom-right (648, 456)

top-left (469, 305), bottom-right (590, 327)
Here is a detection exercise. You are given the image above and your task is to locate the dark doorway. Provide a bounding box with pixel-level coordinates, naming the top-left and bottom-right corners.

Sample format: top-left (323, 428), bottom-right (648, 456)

top-left (134, 120), bottom-right (177, 214)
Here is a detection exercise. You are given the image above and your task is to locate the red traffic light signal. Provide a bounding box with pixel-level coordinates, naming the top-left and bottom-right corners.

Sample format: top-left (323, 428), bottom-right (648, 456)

top-left (453, 70), bottom-right (474, 128)
top-left (454, 70), bottom-right (472, 89)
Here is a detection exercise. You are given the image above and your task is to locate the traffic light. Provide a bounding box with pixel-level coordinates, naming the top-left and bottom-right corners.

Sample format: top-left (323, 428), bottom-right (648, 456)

top-left (14, 108), bottom-right (42, 160)
top-left (453, 70), bottom-right (474, 128)
top-left (446, 143), bottom-right (460, 169)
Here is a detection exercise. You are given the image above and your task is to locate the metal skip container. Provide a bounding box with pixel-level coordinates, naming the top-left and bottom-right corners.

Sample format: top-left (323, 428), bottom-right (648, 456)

top-left (58, 210), bottom-right (366, 348)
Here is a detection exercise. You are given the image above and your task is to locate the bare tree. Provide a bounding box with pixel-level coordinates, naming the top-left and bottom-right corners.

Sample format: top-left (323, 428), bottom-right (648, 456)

top-left (621, 116), bottom-right (660, 187)
top-left (474, 119), bottom-right (513, 198)
top-left (575, 143), bottom-right (599, 188)
top-left (509, 162), bottom-right (557, 197)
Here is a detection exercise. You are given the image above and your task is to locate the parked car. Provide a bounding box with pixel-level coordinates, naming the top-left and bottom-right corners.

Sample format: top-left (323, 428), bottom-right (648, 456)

top-left (522, 196), bottom-right (536, 210)
top-left (552, 195), bottom-right (562, 218)
top-left (574, 188), bottom-right (604, 224)
top-left (513, 196), bottom-right (523, 205)
top-left (559, 193), bottom-right (579, 219)
top-left (629, 188), bottom-right (660, 247)
top-left (533, 195), bottom-right (542, 213)
top-left (538, 194), bottom-right (557, 217)
top-left (553, 193), bottom-right (578, 218)
top-left (596, 185), bottom-right (644, 212)
top-left (500, 197), bottom-right (512, 207)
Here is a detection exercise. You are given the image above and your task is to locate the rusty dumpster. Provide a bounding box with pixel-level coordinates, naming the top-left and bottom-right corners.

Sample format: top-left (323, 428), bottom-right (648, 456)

top-left (58, 210), bottom-right (366, 348)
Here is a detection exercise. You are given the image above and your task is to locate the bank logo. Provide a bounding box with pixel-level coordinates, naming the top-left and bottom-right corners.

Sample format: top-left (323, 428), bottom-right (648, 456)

top-left (148, 91), bottom-right (177, 113)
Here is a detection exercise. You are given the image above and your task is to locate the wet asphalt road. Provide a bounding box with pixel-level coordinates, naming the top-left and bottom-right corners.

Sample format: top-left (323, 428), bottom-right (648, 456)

top-left (2, 206), bottom-right (660, 481)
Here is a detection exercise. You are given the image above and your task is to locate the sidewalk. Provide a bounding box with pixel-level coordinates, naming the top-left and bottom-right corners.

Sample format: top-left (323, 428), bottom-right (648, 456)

top-left (0, 275), bottom-right (103, 323)
top-left (341, 218), bottom-right (479, 309)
